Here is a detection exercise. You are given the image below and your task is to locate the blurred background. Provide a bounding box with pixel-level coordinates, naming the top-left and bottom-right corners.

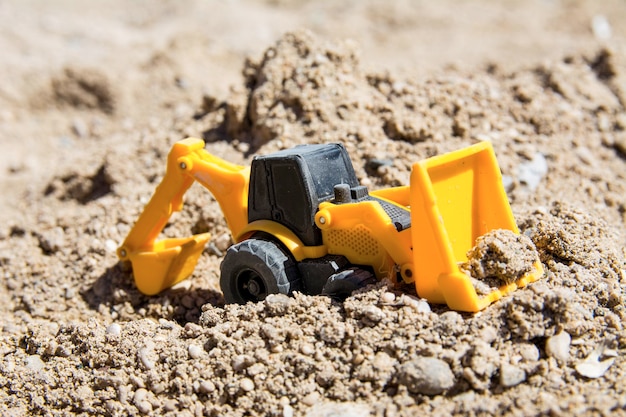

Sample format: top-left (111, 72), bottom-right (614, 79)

top-left (0, 0), bottom-right (625, 222)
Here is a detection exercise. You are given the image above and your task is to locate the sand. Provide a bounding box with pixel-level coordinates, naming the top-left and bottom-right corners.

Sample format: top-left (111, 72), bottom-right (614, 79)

top-left (1, 1), bottom-right (626, 416)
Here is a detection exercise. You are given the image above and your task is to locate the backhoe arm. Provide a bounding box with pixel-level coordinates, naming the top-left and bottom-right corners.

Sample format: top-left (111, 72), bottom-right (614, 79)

top-left (118, 138), bottom-right (250, 295)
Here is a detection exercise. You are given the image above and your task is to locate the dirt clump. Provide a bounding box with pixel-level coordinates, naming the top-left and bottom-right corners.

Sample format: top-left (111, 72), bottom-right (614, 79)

top-left (462, 229), bottom-right (540, 295)
top-left (239, 31), bottom-right (383, 149)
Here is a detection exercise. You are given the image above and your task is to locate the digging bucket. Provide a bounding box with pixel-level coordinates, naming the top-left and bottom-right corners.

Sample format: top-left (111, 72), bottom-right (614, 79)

top-left (409, 141), bottom-right (543, 312)
top-left (119, 234), bottom-right (210, 295)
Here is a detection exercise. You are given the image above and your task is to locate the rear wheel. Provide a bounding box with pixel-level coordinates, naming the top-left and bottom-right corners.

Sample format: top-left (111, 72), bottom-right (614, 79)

top-left (220, 237), bottom-right (301, 304)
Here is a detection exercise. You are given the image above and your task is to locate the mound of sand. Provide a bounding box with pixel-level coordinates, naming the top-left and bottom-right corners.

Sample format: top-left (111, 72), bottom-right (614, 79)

top-left (2, 6), bottom-right (626, 417)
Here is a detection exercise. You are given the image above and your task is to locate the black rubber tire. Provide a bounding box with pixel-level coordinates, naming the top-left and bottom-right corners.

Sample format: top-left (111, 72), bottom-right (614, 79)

top-left (321, 267), bottom-right (376, 300)
top-left (220, 237), bottom-right (301, 304)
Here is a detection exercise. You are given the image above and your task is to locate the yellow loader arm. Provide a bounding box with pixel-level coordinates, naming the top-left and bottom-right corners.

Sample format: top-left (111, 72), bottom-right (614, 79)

top-left (117, 138), bottom-right (250, 295)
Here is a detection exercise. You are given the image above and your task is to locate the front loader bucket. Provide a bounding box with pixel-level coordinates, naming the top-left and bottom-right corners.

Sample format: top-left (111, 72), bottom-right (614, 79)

top-left (119, 233), bottom-right (210, 295)
top-left (409, 141), bottom-right (543, 312)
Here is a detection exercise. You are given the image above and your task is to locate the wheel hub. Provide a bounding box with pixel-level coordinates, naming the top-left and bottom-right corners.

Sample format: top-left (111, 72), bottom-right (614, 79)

top-left (246, 279), bottom-right (261, 296)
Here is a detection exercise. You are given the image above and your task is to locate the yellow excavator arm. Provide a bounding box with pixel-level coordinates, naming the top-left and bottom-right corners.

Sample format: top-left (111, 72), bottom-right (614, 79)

top-left (117, 138), bottom-right (250, 295)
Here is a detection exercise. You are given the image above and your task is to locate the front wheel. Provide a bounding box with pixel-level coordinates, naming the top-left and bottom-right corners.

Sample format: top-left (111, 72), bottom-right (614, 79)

top-left (220, 237), bottom-right (301, 304)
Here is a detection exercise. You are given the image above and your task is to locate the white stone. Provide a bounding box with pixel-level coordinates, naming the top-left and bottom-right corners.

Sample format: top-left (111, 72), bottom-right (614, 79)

top-left (105, 239), bottom-right (118, 254)
top-left (133, 388), bottom-right (152, 414)
top-left (401, 295), bottom-right (431, 313)
top-left (499, 364), bottom-right (526, 387)
top-left (517, 153), bottom-right (548, 192)
top-left (545, 331), bottom-right (571, 363)
top-left (25, 355), bottom-right (45, 372)
top-left (138, 345), bottom-right (156, 370)
top-left (106, 323), bottom-right (121, 336)
top-left (592, 15), bottom-right (612, 40)
top-left (576, 347), bottom-right (616, 379)
top-left (239, 378), bottom-right (255, 392)
top-left (188, 344), bottom-right (203, 359)
top-left (380, 292), bottom-right (396, 304)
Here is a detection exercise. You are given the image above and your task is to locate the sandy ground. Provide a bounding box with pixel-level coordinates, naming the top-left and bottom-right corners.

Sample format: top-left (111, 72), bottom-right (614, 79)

top-left (1, 1), bottom-right (626, 416)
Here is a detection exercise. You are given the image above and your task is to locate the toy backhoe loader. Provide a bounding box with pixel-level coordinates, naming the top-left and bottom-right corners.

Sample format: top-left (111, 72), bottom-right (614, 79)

top-left (117, 138), bottom-right (543, 312)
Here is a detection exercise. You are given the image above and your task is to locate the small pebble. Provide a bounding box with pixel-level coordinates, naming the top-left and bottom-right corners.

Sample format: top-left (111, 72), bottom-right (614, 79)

top-left (207, 243), bottom-right (223, 257)
top-left (271, 344), bottom-right (284, 353)
top-left (44, 341), bottom-right (58, 356)
top-left (438, 311), bottom-right (463, 332)
top-left (576, 358), bottom-right (615, 379)
top-left (362, 305), bottom-right (385, 323)
top-left (372, 351), bottom-right (395, 372)
top-left (401, 295), bottom-right (431, 313)
top-left (352, 353), bottom-right (365, 365)
top-left (64, 287), bottom-right (75, 299)
top-left (499, 364), bottom-right (526, 387)
top-left (214, 233), bottom-right (232, 252)
top-left (118, 384), bottom-right (129, 403)
top-left (38, 227), bottom-right (66, 253)
top-left (517, 152), bottom-right (548, 192)
top-left (575, 146), bottom-right (596, 166)
top-left (152, 381), bottom-right (167, 394)
top-left (397, 357), bottom-right (455, 395)
top-left (479, 326), bottom-right (498, 344)
top-left (188, 344), bottom-right (203, 359)
top-left (199, 380), bottom-right (215, 394)
top-left (265, 293), bottom-right (293, 315)
top-left (282, 404), bottom-right (295, 417)
top-left (236, 141), bottom-right (250, 154)
top-left (106, 323), bottom-right (121, 336)
top-left (232, 354), bottom-right (253, 371)
top-left (301, 391), bottom-right (321, 406)
top-left (239, 378), bottom-right (255, 392)
top-left (158, 318), bottom-right (174, 329)
top-left (519, 343), bottom-right (540, 362)
top-left (576, 346), bottom-right (616, 379)
top-left (163, 399), bottom-right (178, 412)
top-left (592, 15), bottom-right (612, 40)
top-left (545, 331), bottom-right (571, 363)
top-left (138, 346), bottom-right (156, 370)
top-left (133, 388), bottom-right (152, 414)
top-left (25, 355), bottom-right (45, 372)
top-left (184, 322), bottom-right (202, 337)
top-left (105, 239), bottom-right (118, 254)
top-left (380, 292), bottom-right (396, 304)
top-left (300, 343), bottom-right (315, 356)
top-left (133, 388), bottom-right (147, 403)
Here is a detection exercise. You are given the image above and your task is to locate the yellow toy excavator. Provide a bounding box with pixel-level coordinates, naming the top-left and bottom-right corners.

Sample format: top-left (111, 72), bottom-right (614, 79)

top-left (117, 138), bottom-right (543, 312)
